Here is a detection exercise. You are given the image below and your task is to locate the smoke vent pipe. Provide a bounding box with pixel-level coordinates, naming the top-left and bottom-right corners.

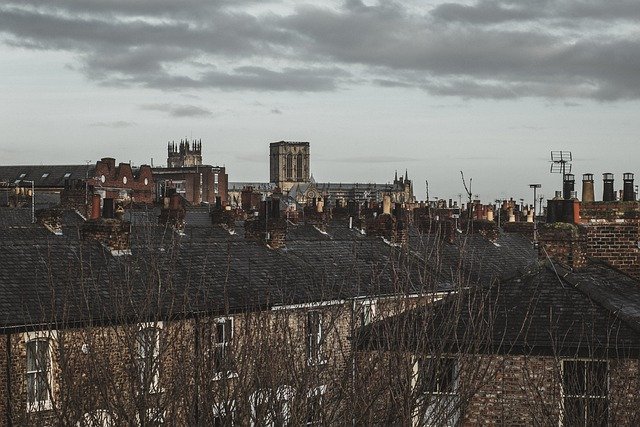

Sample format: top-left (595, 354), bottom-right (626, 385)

top-left (581, 173), bottom-right (594, 202)
top-left (563, 173), bottom-right (575, 200)
top-left (603, 173), bottom-right (615, 202)
top-left (623, 173), bottom-right (635, 201)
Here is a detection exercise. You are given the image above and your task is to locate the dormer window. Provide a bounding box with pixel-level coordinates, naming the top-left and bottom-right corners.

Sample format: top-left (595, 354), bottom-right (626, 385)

top-left (63, 173), bottom-right (71, 179)
top-left (42, 173), bottom-right (49, 178)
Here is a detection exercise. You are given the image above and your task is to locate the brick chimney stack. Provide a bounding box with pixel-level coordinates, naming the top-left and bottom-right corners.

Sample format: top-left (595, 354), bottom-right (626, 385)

top-left (244, 198), bottom-right (287, 249)
top-left (82, 197), bottom-right (131, 255)
top-left (159, 193), bottom-right (186, 233)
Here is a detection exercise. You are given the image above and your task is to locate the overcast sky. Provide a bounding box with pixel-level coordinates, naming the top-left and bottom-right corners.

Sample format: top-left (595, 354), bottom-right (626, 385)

top-left (1, 0), bottom-right (639, 202)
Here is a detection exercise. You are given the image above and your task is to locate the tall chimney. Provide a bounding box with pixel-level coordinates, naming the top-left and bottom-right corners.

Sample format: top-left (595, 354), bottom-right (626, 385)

top-left (382, 195), bottom-right (391, 215)
top-left (563, 173), bottom-right (575, 200)
top-left (623, 173), bottom-right (635, 201)
top-left (102, 198), bottom-right (115, 219)
top-left (581, 173), bottom-right (595, 202)
top-left (91, 194), bottom-right (101, 220)
top-left (603, 173), bottom-right (615, 202)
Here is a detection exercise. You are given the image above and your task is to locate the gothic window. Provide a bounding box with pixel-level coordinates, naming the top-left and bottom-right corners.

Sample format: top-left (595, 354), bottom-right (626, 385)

top-left (286, 153), bottom-right (293, 180)
top-left (296, 153), bottom-right (303, 181)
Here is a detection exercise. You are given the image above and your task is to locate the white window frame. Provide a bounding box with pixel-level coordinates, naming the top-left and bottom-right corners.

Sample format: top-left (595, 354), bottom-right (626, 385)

top-left (560, 359), bottom-right (609, 427)
top-left (357, 300), bottom-right (377, 327)
top-left (250, 386), bottom-right (293, 427)
top-left (77, 409), bottom-right (116, 427)
top-left (413, 355), bottom-right (459, 427)
top-left (136, 407), bottom-right (165, 426)
top-left (136, 322), bottom-right (163, 395)
top-left (305, 385), bottom-right (326, 426)
top-left (24, 330), bottom-right (57, 412)
top-left (306, 311), bottom-right (326, 366)
top-left (210, 317), bottom-right (236, 380)
top-left (212, 399), bottom-right (236, 426)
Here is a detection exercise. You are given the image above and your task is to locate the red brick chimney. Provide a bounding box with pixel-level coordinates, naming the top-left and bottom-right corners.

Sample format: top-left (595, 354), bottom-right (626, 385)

top-left (81, 197), bottom-right (131, 255)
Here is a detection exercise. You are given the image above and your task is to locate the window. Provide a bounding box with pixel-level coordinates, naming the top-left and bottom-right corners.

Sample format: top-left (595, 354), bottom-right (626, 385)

top-left (306, 311), bottom-right (324, 365)
top-left (137, 408), bottom-right (164, 426)
top-left (25, 333), bottom-right (54, 411)
top-left (64, 172), bottom-right (72, 179)
top-left (305, 386), bottom-right (326, 426)
top-left (136, 324), bottom-right (162, 394)
top-left (286, 153), bottom-right (293, 180)
top-left (357, 301), bottom-right (376, 327)
top-left (296, 153), bottom-right (303, 181)
top-left (77, 410), bottom-right (115, 427)
top-left (562, 360), bottom-right (608, 427)
top-left (415, 356), bottom-right (458, 427)
top-left (41, 173), bottom-right (49, 178)
top-left (251, 387), bottom-right (292, 427)
top-left (212, 400), bottom-right (236, 426)
top-left (207, 318), bottom-right (234, 377)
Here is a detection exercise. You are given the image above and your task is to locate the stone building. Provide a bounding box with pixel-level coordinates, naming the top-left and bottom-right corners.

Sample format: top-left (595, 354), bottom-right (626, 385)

top-left (152, 140), bottom-right (228, 205)
top-left (269, 141), bottom-right (310, 192)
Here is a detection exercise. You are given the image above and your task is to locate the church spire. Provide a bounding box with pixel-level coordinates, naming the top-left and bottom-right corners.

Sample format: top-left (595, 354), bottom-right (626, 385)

top-left (394, 170), bottom-right (398, 181)
top-left (405, 169), bottom-right (409, 182)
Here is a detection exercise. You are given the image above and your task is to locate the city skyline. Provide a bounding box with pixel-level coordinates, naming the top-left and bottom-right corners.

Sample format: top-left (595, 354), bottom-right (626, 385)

top-left (2, 0), bottom-right (640, 202)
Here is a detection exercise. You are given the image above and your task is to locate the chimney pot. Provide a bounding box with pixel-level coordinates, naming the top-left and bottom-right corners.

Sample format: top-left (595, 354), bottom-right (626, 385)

top-left (623, 172), bottom-right (635, 201)
top-left (603, 173), bottom-right (615, 202)
top-left (563, 173), bottom-right (575, 200)
top-left (582, 173), bottom-right (595, 202)
top-left (382, 195), bottom-right (391, 215)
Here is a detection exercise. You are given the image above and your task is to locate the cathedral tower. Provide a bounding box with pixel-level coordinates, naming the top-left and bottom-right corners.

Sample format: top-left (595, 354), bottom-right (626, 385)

top-left (269, 141), bottom-right (310, 191)
top-left (167, 139), bottom-right (203, 168)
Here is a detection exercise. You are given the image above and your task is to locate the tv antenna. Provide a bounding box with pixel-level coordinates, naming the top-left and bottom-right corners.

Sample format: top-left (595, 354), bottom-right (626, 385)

top-left (550, 151), bottom-right (572, 187)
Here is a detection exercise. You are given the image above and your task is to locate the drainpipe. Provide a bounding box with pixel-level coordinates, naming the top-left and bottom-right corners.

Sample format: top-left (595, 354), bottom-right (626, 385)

top-left (5, 333), bottom-right (13, 427)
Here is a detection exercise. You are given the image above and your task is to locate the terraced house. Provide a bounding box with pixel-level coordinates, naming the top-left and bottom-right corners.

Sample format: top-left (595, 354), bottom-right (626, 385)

top-left (0, 192), bottom-right (536, 426)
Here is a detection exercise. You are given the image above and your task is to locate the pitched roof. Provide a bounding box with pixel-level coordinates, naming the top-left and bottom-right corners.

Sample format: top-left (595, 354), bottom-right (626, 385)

top-left (359, 261), bottom-right (640, 357)
top-left (0, 165), bottom-right (94, 188)
top-left (0, 206), bottom-right (537, 331)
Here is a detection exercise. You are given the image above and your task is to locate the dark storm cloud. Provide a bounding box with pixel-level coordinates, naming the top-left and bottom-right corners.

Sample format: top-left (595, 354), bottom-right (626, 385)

top-left (1, 0), bottom-right (640, 100)
top-left (140, 104), bottom-right (213, 118)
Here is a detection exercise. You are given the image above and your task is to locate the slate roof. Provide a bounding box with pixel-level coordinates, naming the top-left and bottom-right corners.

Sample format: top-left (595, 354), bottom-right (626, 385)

top-left (359, 261), bottom-right (640, 357)
top-left (0, 165), bottom-right (94, 188)
top-left (0, 206), bottom-right (537, 332)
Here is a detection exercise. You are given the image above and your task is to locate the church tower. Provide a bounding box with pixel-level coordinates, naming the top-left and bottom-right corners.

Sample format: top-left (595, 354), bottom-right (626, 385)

top-left (167, 139), bottom-right (203, 168)
top-left (269, 141), bottom-right (310, 191)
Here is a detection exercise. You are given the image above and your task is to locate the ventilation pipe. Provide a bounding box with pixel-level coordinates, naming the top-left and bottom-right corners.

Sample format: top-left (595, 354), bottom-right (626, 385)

top-left (603, 173), bottom-right (615, 202)
top-left (581, 174), bottom-right (595, 202)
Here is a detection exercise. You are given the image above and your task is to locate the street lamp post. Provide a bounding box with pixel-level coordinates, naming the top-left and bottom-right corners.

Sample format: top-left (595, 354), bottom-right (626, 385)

top-left (529, 184), bottom-right (542, 247)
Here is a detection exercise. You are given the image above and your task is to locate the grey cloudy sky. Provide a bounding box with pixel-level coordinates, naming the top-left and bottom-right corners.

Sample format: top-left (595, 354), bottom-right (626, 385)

top-left (1, 0), bottom-right (639, 202)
